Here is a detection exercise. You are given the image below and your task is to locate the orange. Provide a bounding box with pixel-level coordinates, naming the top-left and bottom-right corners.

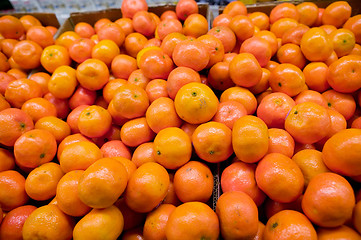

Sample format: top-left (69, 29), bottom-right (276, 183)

top-left (285, 102), bottom-right (331, 144)
top-left (145, 97), bottom-right (182, 133)
top-left (0, 52), bottom-right (9, 72)
top-left (318, 225), bottom-right (361, 239)
top-left (59, 140), bottom-right (102, 173)
top-left (112, 157), bottom-right (136, 182)
top-left (45, 26), bottom-right (57, 36)
top-left (100, 140), bottom-right (131, 159)
top-left (167, 66), bottom-right (201, 99)
top-left (68, 38), bottom-right (95, 64)
top-left (5, 78), bottom-right (43, 108)
top-left (183, 14), bottom-right (208, 38)
top-left (232, 115), bottom-right (268, 163)
top-left (114, 198), bottom-right (146, 231)
top-left (207, 26), bottom-right (236, 53)
top-left (0, 93), bottom-right (10, 112)
top-left (125, 162), bottom-right (169, 213)
top-left (76, 58), bottom-right (109, 91)
top-left (121, 0), bottom-right (148, 18)
top-left (78, 158), bottom-right (128, 209)
top-left (40, 45), bottom-right (71, 73)
top-left (296, 2), bottom-right (319, 26)
top-left (212, 13), bottom-right (232, 28)
top-left (111, 54), bottom-right (138, 80)
top-left (256, 92), bottom-right (296, 129)
top-left (240, 36), bottom-right (272, 67)
top-left (153, 127), bottom-right (192, 170)
top-left (354, 200), bottom-right (361, 234)
top-left (145, 79), bottom-right (168, 102)
top-left (48, 65), bottom-right (77, 99)
top-left (172, 39), bottom-right (210, 72)
top-left (267, 128), bottom-right (295, 158)
top-left (216, 191), bottom-right (258, 240)
top-left (248, 12), bottom-right (270, 31)
top-left (0, 205), bottom-right (37, 240)
top-left (322, 1), bottom-right (351, 28)
top-left (55, 31), bottom-right (81, 49)
top-left (0, 15), bottom-right (25, 39)
top-left (19, 15), bottom-right (41, 31)
top-left (29, 72), bottom-right (51, 95)
top-left (78, 105), bottom-right (112, 138)
top-left (0, 72), bottom-right (16, 95)
top-left (73, 205), bottom-right (124, 240)
top-left (269, 2), bottom-right (299, 24)
top-left (175, 0), bottom-right (198, 21)
top-left (223, 0), bottom-right (246, 17)
top-left (320, 24), bottom-right (337, 35)
top-left (330, 29), bottom-right (356, 57)
top-left (97, 22), bottom-right (125, 47)
top-left (74, 22), bottom-right (95, 38)
top-left (212, 100), bottom-right (247, 129)
top-left (181, 122), bottom-right (198, 139)
top-left (92, 125), bottom-right (121, 147)
top-left (219, 87), bottom-right (257, 115)
top-left (120, 117), bottom-right (155, 147)
top-left (0, 148), bottom-right (15, 171)
top-left (322, 128), bottom-right (361, 177)
top-left (160, 10), bottom-right (177, 20)
top-left (163, 173), bottom-right (182, 206)
top-left (197, 34), bottom-right (225, 68)
top-left (264, 195), bottom-right (303, 220)
top-left (111, 84), bottom-right (149, 119)
top-left (292, 149), bottom-right (329, 187)
top-left (268, 63), bottom-right (306, 97)
top-left (0, 38), bottom-right (18, 58)
top-left (264, 210), bottom-right (317, 240)
top-left (350, 43), bottom-right (361, 56)
top-left (221, 159), bottom-right (265, 206)
top-left (132, 11), bottom-right (157, 38)
top-left (115, 17), bottom-right (134, 36)
top-left (22, 204), bottom-right (74, 240)
top-left (131, 142), bottom-right (156, 167)
top-left (0, 170), bottom-right (28, 211)
top-left (229, 53), bottom-right (262, 87)
top-left (173, 161), bottom-right (213, 203)
top-left (11, 40), bottom-right (42, 70)
top-left (160, 32), bottom-right (187, 57)
top-left (192, 121), bottom-right (232, 163)
top-left (14, 129), bottom-right (57, 169)
top-left (124, 32), bottom-right (148, 58)
top-left (25, 162), bottom-right (64, 201)
top-left (344, 15), bottom-right (361, 44)
top-left (122, 227), bottom-right (144, 240)
top-left (303, 62), bottom-right (330, 92)
top-left (143, 204), bottom-right (176, 240)
top-left (21, 97), bottom-right (57, 122)
top-left (327, 55), bottom-right (361, 93)
top-left (56, 170), bottom-right (91, 217)
top-left (294, 90), bottom-right (328, 108)
top-left (128, 69), bottom-right (150, 89)
top-left (91, 39), bottom-right (120, 67)
top-left (0, 108), bottom-right (34, 147)
top-left (174, 82), bottom-right (219, 124)
top-left (138, 48), bottom-right (173, 79)
top-left (207, 61), bottom-right (235, 91)
top-left (302, 172), bottom-right (355, 227)
top-left (229, 15), bottom-right (254, 42)
top-left (256, 153), bottom-right (304, 203)
top-left (166, 202), bottom-right (219, 240)
top-left (26, 25), bottom-right (54, 48)
top-left (7, 68), bottom-right (27, 80)
top-left (103, 78), bottom-right (128, 103)
top-left (277, 43), bottom-right (307, 69)
top-left (282, 24), bottom-right (310, 46)
top-left (155, 18), bottom-right (182, 40)
top-left (300, 27), bottom-right (333, 62)
top-left (322, 89), bottom-right (356, 120)
top-left (270, 18), bottom-right (298, 39)
top-left (69, 86), bottom-right (97, 110)
top-left (317, 108), bottom-right (347, 146)
top-left (57, 133), bottom-right (89, 158)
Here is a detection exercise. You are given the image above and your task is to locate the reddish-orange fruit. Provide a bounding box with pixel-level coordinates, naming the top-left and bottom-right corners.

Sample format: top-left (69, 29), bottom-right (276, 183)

top-left (167, 66), bottom-right (201, 100)
top-left (0, 170), bottom-right (29, 211)
top-left (264, 210), bottom-right (317, 240)
top-left (232, 115), bottom-right (269, 163)
top-left (322, 128), bottom-right (361, 177)
top-left (229, 53), bottom-right (262, 87)
top-left (174, 161), bottom-right (213, 203)
top-left (229, 15), bottom-right (254, 42)
top-left (120, 117), bottom-right (155, 147)
top-left (302, 172), bottom-right (355, 227)
top-left (267, 128), bottom-right (295, 158)
top-left (207, 26), bottom-right (236, 53)
top-left (221, 160), bottom-right (266, 206)
top-left (285, 102), bottom-right (331, 144)
top-left (216, 191), bottom-right (258, 240)
top-left (256, 153), bottom-right (304, 203)
top-left (344, 15), bottom-right (361, 44)
top-left (5, 79), bottom-right (43, 109)
top-left (300, 27), bottom-right (333, 62)
top-left (0, 15), bottom-right (25, 39)
top-left (192, 121), bottom-right (232, 163)
top-left (143, 204), bottom-right (176, 240)
top-left (138, 48), bottom-right (173, 79)
top-left (78, 105), bottom-right (112, 138)
top-left (176, 0), bottom-right (199, 21)
top-left (153, 127), bottom-right (192, 170)
top-left (240, 36), bottom-right (272, 67)
top-left (296, 2), bottom-right (319, 26)
top-left (166, 202), bottom-right (219, 240)
top-left (322, 1), bottom-right (351, 28)
top-left (212, 100), bottom-right (247, 129)
top-left (303, 62), bottom-right (330, 92)
top-left (100, 140), bottom-right (131, 159)
top-left (131, 142), bottom-right (156, 167)
top-left (269, 2), bottom-right (300, 24)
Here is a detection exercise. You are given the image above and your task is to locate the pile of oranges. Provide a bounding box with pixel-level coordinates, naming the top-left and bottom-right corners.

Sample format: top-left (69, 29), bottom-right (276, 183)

top-left (0, 0), bottom-right (361, 239)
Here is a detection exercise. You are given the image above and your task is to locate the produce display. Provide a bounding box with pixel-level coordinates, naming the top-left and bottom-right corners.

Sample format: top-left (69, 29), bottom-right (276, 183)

top-left (0, 0), bottom-right (361, 239)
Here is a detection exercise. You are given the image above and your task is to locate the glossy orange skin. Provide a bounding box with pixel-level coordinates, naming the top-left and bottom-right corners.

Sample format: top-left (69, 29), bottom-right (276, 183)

top-left (111, 54), bottom-right (138, 79)
top-left (294, 90), bottom-right (328, 108)
top-left (322, 89), bottom-right (356, 121)
top-left (0, 15), bottom-right (25, 39)
top-left (78, 105), bottom-right (112, 138)
top-left (277, 43), bottom-right (307, 69)
top-left (269, 2), bottom-right (299, 24)
top-left (139, 48), bottom-right (174, 79)
top-left (76, 58), bottom-right (109, 91)
top-left (176, 0), bottom-right (198, 21)
top-left (267, 128), bottom-right (295, 158)
top-left (0, 170), bottom-right (29, 211)
top-left (344, 15), bottom-right (361, 44)
top-left (68, 38), bottom-right (95, 64)
top-left (221, 160), bottom-right (266, 206)
top-left (5, 79), bottom-right (42, 108)
top-left (40, 45), bottom-right (71, 73)
top-left (167, 66), bottom-right (201, 99)
top-left (282, 24), bottom-right (310, 46)
top-left (212, 100), bottom-right (247, 130)
top-left (248, 12), bottom-right (270, 31)
top-left (229, 53), bottom-right (262, 88)
top-left (264, 210), bottom-right (317, 240)
top-left (19, 15), bottom-right (41, 31)
top-left (183, 14), bottom-right (208, 38)
top-left (48, 66), bottom-right (77, 100)
top-left (207, 26), bottom-right (236, 53)
top-left (229, 15), bottom-right (254, 41)
top-left (120, 117), bottom-right (155, 147)
top-left (270, 18), bottom-right (298, 39)
top-left (302, 172), bottom-right (355, 227)
top-left (303, 62), bottom-right (330, 92)
top-left (301, 27), bottom-right (333, 62)
top-left (240, 36), bottom-right (272, 67)
top-left (12, 40), bottom-right (42, 70)
top-left (212, 14), bottom-right (232, 28)
top-left (296, 2), bottom-right (319, 26)
top-left (26, 26), bottom-right (54, 48)
top-left (322, 1), bottom-right (351, 28)
top-left (207, 62), bottom-right (235, 91)
top-left (21, 98), bottom-right (57, 122)
top-left (121, 0), bottom-right (148, 19)
top-left (197, 34), bottom-right (225, 68)
top-left (143, 204), bottom-right (176, 240)
top-left (132, 11), bottom-right (156, 38)
top-left (1, 38), bottom-right (19, 58)
top-left (74, 22), bottom-right (95, 38)
top-left (216, 191), bottom-right (258, 240)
